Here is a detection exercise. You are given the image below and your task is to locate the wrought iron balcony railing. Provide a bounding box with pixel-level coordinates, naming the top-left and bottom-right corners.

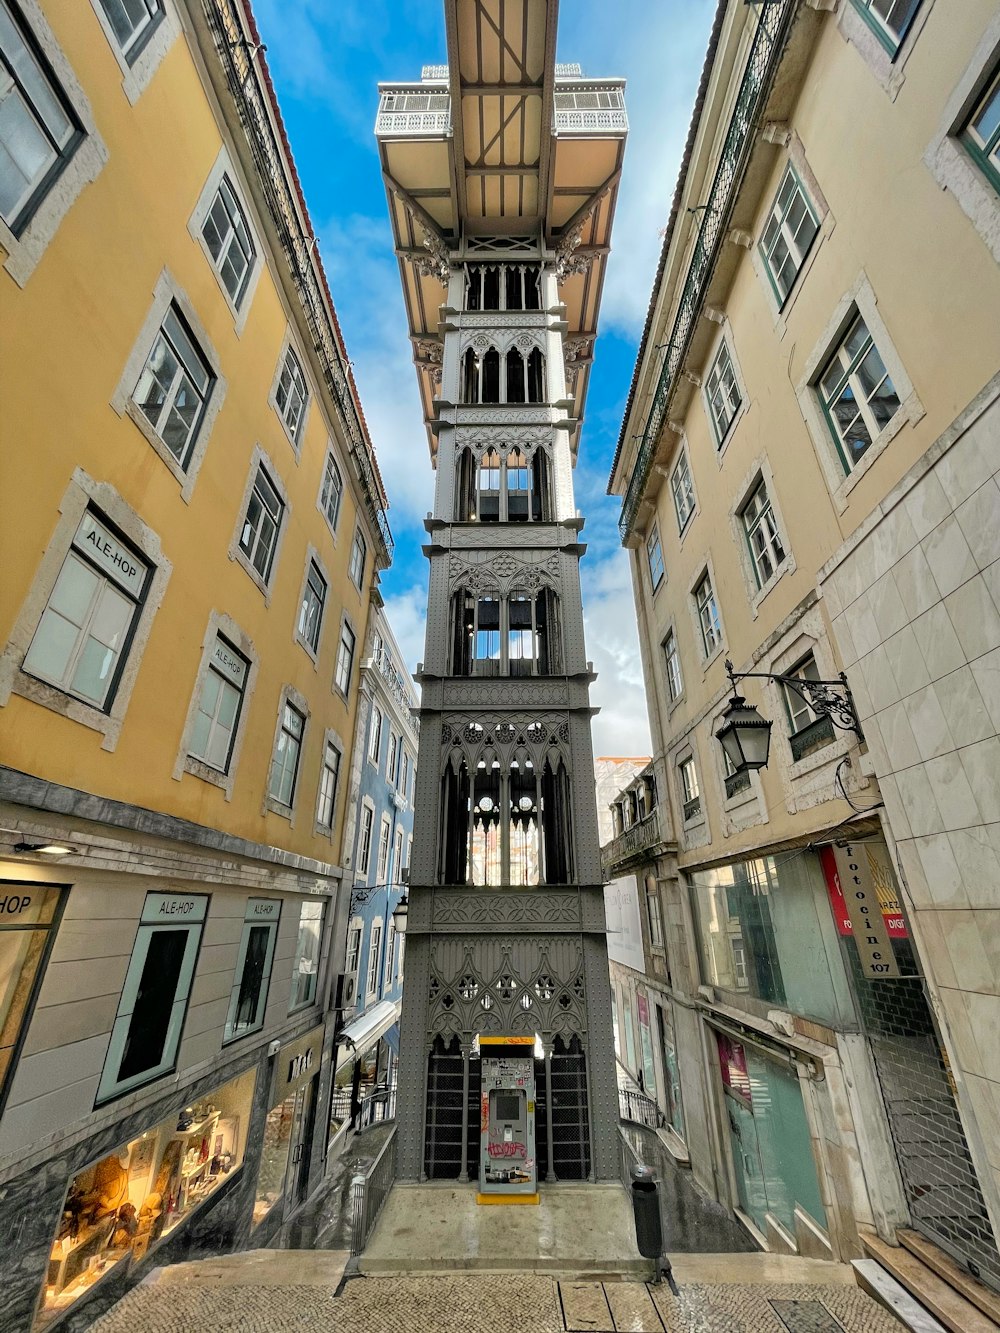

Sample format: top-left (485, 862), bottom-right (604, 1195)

top-left (619, 0), bottom-right (795, 540)
top-left (788, 713), bottom-right (836, 762)
top-left (601, 807), bottom-right (668, 873)
top-left (204, 0), bottom-right (392, 563)
top-left (724, 770), bottom-right (752, 800)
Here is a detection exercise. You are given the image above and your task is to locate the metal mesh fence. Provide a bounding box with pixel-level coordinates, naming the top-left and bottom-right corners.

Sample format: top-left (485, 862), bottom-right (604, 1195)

top-left (845, 931), bottom-right (1000, 1289)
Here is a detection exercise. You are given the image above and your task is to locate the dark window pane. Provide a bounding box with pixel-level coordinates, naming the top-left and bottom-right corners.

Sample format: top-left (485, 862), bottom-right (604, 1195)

top-left (118, 928), bottom-right (186, 1081)
top-left (234, 925), bottom-right (269, 1030)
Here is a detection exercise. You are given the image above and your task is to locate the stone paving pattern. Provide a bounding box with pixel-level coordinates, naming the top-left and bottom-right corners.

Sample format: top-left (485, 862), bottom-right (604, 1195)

top-left (90, 1273), bottom-right (904, 1332)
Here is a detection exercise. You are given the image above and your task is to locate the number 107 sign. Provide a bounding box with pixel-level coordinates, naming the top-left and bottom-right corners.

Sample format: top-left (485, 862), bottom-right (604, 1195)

top-left (833, 843), bottom-right (900, 979)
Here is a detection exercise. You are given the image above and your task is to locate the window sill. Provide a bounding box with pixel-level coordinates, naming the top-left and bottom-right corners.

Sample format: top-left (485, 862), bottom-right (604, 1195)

top-left (232, 548), bottom-right (275, 605)
top-left (700, 641), bottom-right (727, 674)
top-left (8, 671), bottom-right (121, 749)
top-left (272, 405), bottom-right (306, 458)
top-left (124, 400), bottom-right (198, 499)
top-left (295, 633), bottom-right (321, 668)
top-left (712, 403), bottom-right (748, 468)
top-left (222, 1026), bottom-right (265, 1047)
top-left (183, 754), bottom-right (235, 799)
top-left (837, 0), bottom-right (937, 101)
top-left (264, 795), bottom-right (295, 823)
top-left (748, 554), bottom-right (795, 621)
top-left (832, 397), bottom-right (923, 510)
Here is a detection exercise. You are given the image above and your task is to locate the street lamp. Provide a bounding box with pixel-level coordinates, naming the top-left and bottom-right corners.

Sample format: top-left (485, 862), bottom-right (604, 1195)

top-left (391, 890), bottom-right (409, 935)
top-left (716, 659), bottom-right (863, 778)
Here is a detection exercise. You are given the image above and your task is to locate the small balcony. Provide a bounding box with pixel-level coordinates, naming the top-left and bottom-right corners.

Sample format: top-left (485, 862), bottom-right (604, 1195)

top-left (376, 89), bottom-right (452, 137)
top-left (601, 806), bottom-right (670, 875)
top-left (788, 713), bottom-right (836, 763)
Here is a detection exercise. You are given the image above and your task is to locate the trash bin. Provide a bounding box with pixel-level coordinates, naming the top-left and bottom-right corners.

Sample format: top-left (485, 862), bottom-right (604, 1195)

top-left (630, 1163), bottom-right (664, 1279)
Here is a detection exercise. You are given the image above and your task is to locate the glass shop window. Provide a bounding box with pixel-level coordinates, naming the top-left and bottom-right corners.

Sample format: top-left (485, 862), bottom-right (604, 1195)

top-left (223, 899), bottom-right (280, 1043)
top-left (689, 855), bottom-right (854, 1028)
top-left (0, 883), bottom-right (63, 1110)
top-left (289, 900), bottom-right (323, 1010)
top-left (37, 1068), bottom-right (255, 1328)
top-left (96, 893), bottom-right (207, 1104)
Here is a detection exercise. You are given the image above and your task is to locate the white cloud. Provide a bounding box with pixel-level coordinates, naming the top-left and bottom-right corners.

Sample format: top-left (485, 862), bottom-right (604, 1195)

top-left (582, 549), bottom-right (651, 758)
top-left (380, 582), bottom-right (428, 681)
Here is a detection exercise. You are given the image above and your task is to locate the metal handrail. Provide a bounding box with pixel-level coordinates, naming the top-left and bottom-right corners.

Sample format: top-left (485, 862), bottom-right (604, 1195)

top-left (202, 0), bottom-right (393, 562)
top-left (619, 0), bottom-right (795, 540)
top-left (620, 1086), bottom-right (664, 1130)
top-left (350, 1124), bottom-right (398, 1256)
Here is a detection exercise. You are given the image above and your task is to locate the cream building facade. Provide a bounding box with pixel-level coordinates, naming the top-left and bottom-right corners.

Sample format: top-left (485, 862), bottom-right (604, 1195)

top-left (610, 0), bottom-right (1000, 1303)
top-left (0, 1), bottom-right (390, 1327)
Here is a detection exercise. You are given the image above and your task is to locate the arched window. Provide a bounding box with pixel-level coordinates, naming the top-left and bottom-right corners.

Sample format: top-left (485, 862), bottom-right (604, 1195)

top-left (509, 758), bottom-right (539, 886)
top-left (455, 447), bottom-right (475, 521)
top-left (477, 448), bottom-right (501, 521)
top-left (507, 448), bottom-right (531, 520)
top-left (450, 586), bottom-right (559, 676)
top-left (473, 594), bottom-right (501, 675)
top-left (482, 347), bottom-right (500, 403)
top-left (472, 759), bottom-right (502, 884)
top-left (527, 347), bottom-right (545, 403)
top-left (540, 757), bottom-right (573, 884)
top-left (506, 348), bottom-right (525, 404)
top-left (461, 347), bottom-right (478, 403)
top-left (466, 262), bottom-right (540, 311)
top-left (531, 449), bottom-right (550, 520)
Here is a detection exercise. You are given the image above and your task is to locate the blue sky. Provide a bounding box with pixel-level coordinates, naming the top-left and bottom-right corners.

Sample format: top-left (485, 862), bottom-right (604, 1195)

top-left (253, 0), bottom-right (717, 756)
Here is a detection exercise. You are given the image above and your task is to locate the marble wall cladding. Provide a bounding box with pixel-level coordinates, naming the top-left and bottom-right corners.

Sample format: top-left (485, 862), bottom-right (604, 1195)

top-left (0, 1044), bottom-right (281, 1333)
top-left (821, 385), bottom-right (1000, 1245)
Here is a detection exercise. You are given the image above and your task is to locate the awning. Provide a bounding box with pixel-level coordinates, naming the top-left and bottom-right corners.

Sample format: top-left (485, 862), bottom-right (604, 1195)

top-left (336, 1000), bottom-right (400, 1068)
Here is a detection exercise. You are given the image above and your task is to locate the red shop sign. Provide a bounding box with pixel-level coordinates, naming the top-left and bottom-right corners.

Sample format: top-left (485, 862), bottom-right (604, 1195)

top-left (820, 845), bottom-right (907, 938)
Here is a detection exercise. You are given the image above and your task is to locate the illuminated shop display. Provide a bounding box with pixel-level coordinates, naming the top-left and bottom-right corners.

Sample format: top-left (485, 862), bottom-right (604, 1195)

top-left (36, 1068), bottom-right (255, 1327)
top-left (252, 1025), bottom-right (323, 1227)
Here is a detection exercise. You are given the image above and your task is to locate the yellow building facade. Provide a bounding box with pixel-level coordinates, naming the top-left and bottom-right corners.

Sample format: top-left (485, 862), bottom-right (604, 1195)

top-left (612, 0), bottom-right (1000, 1304)
top-left (0, 1), bottom-right (391, 1326)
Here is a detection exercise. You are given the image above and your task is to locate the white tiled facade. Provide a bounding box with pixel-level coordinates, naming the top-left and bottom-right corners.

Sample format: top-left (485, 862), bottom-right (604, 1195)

top-left (821, 379), bottom-right (1000, 1224)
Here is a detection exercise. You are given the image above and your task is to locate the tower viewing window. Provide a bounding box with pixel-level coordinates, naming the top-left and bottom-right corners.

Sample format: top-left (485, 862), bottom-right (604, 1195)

top-left (439, 752), bottom-right (574, 887)
top-left (465, 263), bottom-right (540, 311)
top-left (455, 446), bottom-right (551, 522)
top-left (459, 344), bottom-right (545, 405)
top-left (450, 586), bottom-right (561, 677)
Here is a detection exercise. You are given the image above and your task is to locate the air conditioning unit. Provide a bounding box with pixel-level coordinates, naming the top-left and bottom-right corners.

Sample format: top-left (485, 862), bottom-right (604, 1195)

top-left (336, 970), bottom-right (359, 1011)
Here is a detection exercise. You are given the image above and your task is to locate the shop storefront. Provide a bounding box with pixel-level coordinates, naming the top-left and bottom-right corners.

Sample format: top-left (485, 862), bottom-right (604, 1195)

top-left (329, 1000), bottom-right (399, 1143)
top-left (654, 999), bottom-right (684, 1137)
top-left (253, 1025), bottom-right (323, 1229)
top-left (35, 1068), bottom-right (256, 1328)
top-left (716, 1031), bottom-right (826, 1246)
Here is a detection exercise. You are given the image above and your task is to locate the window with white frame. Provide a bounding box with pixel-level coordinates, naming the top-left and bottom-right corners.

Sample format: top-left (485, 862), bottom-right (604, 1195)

top-left (96, 891), bottom-right (206, 1103)
top-left (740, 478), bottom-right (786, 590)
top-left (349, 529), bottom-right (367, 589)
top-left (818, 312), bottom-right (900, 474)
top-left (289, 899), bottom-right (324, 1011)
top-left (316, 740), bottom-right (340, 830)
top-left (368, 706), bottom-right (383, 764)
top-left (346, 923), bottom-right (361, 974)
top-left (335, 621), bottom-right (356, 696)
top-left (366, 920), bottom-right (382, 996)
top-left (663, 630), bottom-right (683, 702)
top-left (850, 0), bottom-right (921, 54)
top-left (781, 653), bottom-right (836, 760)
top-left (670, 452), bottom-right (696, 533)
top-left (406, 833), bottom-right (413, 868)
top-left (319, 452), bottom-right (343, 530)
top-left (224, 898), bottom-right (280, 1042)
top-left (694, 571), bottom-right (721, 657)
top-left (645, 524), bottom-right (664, 589)
top-left (239, 463), bottom-right (284, 584)
top-left (962, 64), bottom-right (1000, 195)
top-left (189, 634), bottom-right (248, 773)
top-left (401, 751), bottom-right (410, 799)
top-left (645, 878), bottom-right (664, 948)
top-left (22, 510), bottom-right (149, 710)
top-left (132, 305), bottom-right (214, 469)
top-left (678, 757), bottom-right (701, 823)
top-left (387, 731), bottom-right (399, 785)
top-left (268, 701), bottom-right (305, 807)
top-left (200, 173), bottom-right (255, 307)
top-left (275, 344), bottom-right (308, 443)
top-left (384, 921), bottom-right (395, 987)
top-left (758, 165), bottom-right (819, 306)
top-left (0, 1), bottom-right (81, 234)
top-left (358, 804), bottom-right (374, 875)
top-left (393, 827), bottom-right (404, 881)
top-left (297, 560), bottom-right (326, 655)
top-left (704, 340), bottom-right (743, 446)
top-left (376, 816), bottom-right (391, 884)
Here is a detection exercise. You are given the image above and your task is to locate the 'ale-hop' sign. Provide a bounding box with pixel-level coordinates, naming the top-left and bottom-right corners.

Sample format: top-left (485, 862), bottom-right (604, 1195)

top-left (833, 842), bottom-right (900, 979)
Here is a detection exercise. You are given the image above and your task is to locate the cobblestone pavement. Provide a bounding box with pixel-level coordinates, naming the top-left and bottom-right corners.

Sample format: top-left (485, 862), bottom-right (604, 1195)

top-left (90, 1273), bottom-right (903, 1332)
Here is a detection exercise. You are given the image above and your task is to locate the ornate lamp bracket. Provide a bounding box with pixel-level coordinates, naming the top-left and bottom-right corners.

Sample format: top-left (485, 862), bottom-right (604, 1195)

top-left (724, 660), bottom-right (864, 740)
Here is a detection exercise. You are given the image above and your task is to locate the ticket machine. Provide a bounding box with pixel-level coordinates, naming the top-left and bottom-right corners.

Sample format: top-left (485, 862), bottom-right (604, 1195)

top-left (478, 1036), bottom-right (537, 1201)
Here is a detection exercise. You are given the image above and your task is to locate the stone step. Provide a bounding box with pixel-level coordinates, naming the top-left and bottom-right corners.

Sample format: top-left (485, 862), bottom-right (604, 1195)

top-left (859, 1232), bottom-right (999, 1333)
top-left (853, 1259), bottom-right (949, 1333)
top-left (896, 1229), bottom-right (1000, 1326)
top-left (144, 1248), bottom-right (350, 1290)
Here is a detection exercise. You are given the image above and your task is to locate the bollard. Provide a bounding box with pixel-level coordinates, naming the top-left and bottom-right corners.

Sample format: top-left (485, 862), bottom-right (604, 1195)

top-left (630, 1163), bottom-right (665, 1283)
